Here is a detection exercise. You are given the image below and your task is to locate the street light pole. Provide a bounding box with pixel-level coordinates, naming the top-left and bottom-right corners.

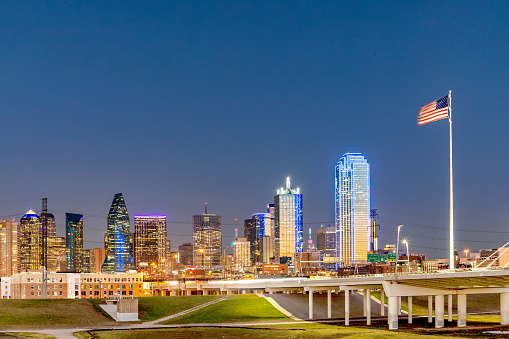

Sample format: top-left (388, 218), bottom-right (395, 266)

top-left (395, 225), bottom-right (404, 278)
top-left (402, 240), bottom-right (410, 273)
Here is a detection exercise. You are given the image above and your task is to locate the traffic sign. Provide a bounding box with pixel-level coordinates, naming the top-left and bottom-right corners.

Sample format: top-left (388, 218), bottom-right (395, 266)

top-left (367, 253), bottom-right (379, 263)
top-left (387, 253), bottom-right (398, 262)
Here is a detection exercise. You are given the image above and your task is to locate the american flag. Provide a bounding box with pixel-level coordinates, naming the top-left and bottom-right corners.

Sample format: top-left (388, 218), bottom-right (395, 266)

top-left (417, 95), bottom-right (449, 125)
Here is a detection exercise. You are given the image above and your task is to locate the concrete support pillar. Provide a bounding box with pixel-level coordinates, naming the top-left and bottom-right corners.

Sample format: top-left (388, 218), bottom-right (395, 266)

top-left (308, 290), bottom-right (314, 319)
top-left (186, 290), bottom-right (191, 296)
top-left (388, 296), bottom-right (398, 330)
top-left (345, 290), bottom-right (350, 326)
top-left (381, 290), bottom-right (385, 316)
top-left (242, 290), bottom-right (246, 294)
top-left (203, 290), bottom-right (208, 295)
top-left (408, 296), bottom-right (413, 324)
top-left (435, 295), bottom-right (444, 328)
top-left (327, 290), bottom-right (332, 319)
top-left (398, 296), bottom-right (402, 315)
top-left (363, 290), bottom-right (367, 316)
top-left (457, 294), bottom-right (467, 327)
top-left (270, 291), bottom-right (273, 295)
top-left (227, 290), bottom-right (232, 295)
top-left (448, 295), bottom-right (453, 322)
top-left (366, 289), bottom-right (371, 325)
top-left (501, 292), bottom-right (509, 325)
top-left (428, 296), bottom-right (433, 323)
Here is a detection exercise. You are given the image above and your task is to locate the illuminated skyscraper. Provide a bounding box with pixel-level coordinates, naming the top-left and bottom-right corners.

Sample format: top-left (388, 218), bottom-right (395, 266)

top-left (233, 237), bottom-right (250, 272)
top-left (192, 207), bottom-right (221, 269)
top-left (134, 215), bottom-right (167, 274)
top-left (251, 210), bottom-right (274, 264)
top-left (102, 193), bottom-right (135, 273)
top-left (0, 220), bottom-right (19, 276)
top-left (274, 177), bottom-right (303, 263)
top-left (19, 210), bottom-right (42, 272)
top-left (335, 153), bottom-right (370, 265)
top-left (65, 213), bottom-right (84, 272)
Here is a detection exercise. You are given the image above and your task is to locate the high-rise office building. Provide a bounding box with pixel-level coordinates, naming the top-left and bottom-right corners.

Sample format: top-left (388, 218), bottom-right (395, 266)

top-left (102, 193), bottom-right (135, 273)
top-left (0, 220), bottom-right (19, 276)
top-left (89, 248), bottom-right (106, 273)
top-left (179, 243), bottom-right (193, 266)
top-left (243, 219), bottom-right (254, 262)
top-left (66, 213), bottom-right (84, 272)
top-left (192, 208), bottom-right (221, 269)
top-left (134, 215), bottom-right (167, 274)
top-left (82, 250), bottom-right (90, 273)
top-left (335, 153), bottom-right (370, 265)
top-left (274, 177), bottom-right (303, 263)
top-left (251, 212), bottom-right (273, 264)
top-left (233, 237), bottom-right (250, 272)
top-left (317, 225), bottom-right (336, 269)
top-left (47, 236), bottom-right (65, 272)
top-left (40, 213), bottom-right (56, 238)
top-left (19, 210), bottom-right (42, 272)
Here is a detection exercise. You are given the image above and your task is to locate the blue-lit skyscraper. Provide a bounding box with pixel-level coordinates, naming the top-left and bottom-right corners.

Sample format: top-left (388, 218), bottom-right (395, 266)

top-left (65, 213), bottom-right (84, 272)
top-left (102, 193), bottom-right (135, 273)
top-left (335, 153), bottom-right (371, 266)
top-left (274, 177), bottom-right (303, 263)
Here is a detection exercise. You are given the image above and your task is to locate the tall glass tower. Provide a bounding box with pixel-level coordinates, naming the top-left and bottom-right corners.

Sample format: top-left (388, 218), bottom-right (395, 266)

top-left (65, 213), bottom-right (84, 272)
top-left (335, 153), bottom-right (370, 266)
top-left (134, 215), bottom-right (167, 274)
top-left (274, 177), bottom-right (303, 263)
top-left (102, 193), bottom-right (135, 273)
top-left (19, 210), bottom-right (42, 272)
top-left (192, 210), bottom-right (221, 269)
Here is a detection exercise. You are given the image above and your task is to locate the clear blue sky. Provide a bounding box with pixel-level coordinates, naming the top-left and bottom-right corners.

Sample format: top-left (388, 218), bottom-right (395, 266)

top-left (1, 1), bottom-right (508, 258)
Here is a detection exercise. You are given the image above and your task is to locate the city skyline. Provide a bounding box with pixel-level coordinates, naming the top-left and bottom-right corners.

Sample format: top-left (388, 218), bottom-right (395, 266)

top-left (1, 2), bottom-right (509, 259)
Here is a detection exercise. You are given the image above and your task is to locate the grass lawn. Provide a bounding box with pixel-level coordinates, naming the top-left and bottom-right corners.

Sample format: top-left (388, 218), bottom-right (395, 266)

top-left (0, 334), bottom-right (55, 339)
top-left (160, 294), bottom-right (289, 324)
top-left (136, 295), bottom-right (220, 321)
top-left (77, 323), bottom-right (458, 338)
top-left (0, 299), bottom-right (115, 329)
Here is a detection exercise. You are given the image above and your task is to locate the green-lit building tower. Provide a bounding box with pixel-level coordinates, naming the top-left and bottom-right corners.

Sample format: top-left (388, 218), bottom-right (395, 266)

top-left (102, 193), bottom-right (135, 273)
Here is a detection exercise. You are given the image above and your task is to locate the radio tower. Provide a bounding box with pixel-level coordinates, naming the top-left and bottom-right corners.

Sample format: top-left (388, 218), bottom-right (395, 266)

top-left (234, 218), bottom-right (238, 239)
top-left (42, 198), bottom-right (48, 299)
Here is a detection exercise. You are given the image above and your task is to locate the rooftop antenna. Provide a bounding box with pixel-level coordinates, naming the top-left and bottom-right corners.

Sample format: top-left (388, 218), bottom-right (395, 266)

top-left (234, 218), bottom-right (238, 239)
top-left (205, 202), bottom-right (208, 214)
top-left (286, 176), bottom-right (291, 189)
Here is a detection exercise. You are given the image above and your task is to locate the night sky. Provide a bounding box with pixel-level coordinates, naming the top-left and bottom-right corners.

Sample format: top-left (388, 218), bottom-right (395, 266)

top-left (1, 2), bottom-right (508, 258)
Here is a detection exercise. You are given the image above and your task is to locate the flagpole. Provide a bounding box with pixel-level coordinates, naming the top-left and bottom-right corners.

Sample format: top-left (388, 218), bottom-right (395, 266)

top-left (448, 90), bottom-right (454, 271)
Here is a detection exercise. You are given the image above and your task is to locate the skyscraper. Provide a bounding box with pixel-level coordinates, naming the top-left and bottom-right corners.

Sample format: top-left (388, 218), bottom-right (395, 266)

top-left (251, 211), bottom-right (273, 264)
top-left (178, 243), bottom-right (193, 266)
top-left (0, 220), bottom-right (19, 276)
top-left (102, 193), bottom-right (135, 273)
top-left (335, 153), bottom-right (370, 265)
top-left (65, 213), bottom-right (84, 272)
top-left (19, 210), bottom-right (42, 272)
top-left (274, 177), bottom-right (303, 263)
top-left (192, 207), bottom-right (221, 269)
top-left (134, 215), bottom-right (167, 274)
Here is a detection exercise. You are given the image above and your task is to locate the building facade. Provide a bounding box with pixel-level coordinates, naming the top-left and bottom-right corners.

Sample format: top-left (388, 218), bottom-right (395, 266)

top-left (102, 193), bottom-right (135, 273)
top-left (233, 237), bottom-right (250, 272)
top-left (40, 213), bottom-right (56, 238)
top-left (179, 243), bottom-right (193, 266)
top-left (19, 210), bottom-right (42, 272)
top-left (47, 236), bottom-right (65, 272)
top-left (0, 220), bottom-right (19, 277)
top-left (192, 211), bottom-right (221, 269)
top-left (134, 215), bottom-right (167, 274)
top-left (274, 177), bottom-right (303, 263)
top-left (66, 213), bottom-right (84, 272)
top-left (89, 248), bottom-right (106, 273)
top-left (335, 153), bottom-right (371, 265)
top-left (251, 212), bottom-right (272, 264)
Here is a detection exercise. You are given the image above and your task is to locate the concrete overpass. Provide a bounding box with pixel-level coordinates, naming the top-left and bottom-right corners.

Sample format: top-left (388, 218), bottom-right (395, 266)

top-left (197, 268), bottom-right (509, 330)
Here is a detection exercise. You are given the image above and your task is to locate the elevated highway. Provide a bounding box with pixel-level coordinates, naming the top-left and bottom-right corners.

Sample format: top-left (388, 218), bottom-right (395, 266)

top-left (197, 268), bottom-right (509, 330)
